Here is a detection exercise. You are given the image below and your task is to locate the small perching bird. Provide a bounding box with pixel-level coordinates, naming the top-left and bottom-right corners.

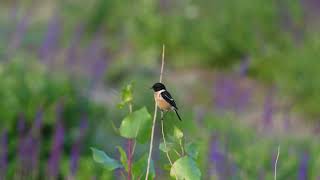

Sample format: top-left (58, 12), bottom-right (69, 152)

top-left (151, 82), bottom-right (182, 121)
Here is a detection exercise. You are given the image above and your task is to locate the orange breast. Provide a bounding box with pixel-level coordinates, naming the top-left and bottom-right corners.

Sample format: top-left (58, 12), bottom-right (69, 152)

top-left (154, 92), bottom-right (171, 111)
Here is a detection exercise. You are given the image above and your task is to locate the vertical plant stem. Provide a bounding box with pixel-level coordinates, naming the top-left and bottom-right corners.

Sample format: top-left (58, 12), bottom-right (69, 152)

top-left (127, 103), bottom-right (133, 180)
top-left (127, 140), bottom-right (132, 180)
top-left (274, 145), bottom-right (280, 180)
top-left (179, 139), bottom-right (185, 156)
top-left (161, 113), bottom-right (173, 165)
top-left (161, 113), bottom-right (178, 180)
top-left (145, 45), bottom-right (165, 180)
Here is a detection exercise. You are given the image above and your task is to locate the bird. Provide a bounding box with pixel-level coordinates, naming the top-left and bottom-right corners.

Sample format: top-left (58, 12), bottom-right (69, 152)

top-left (151, 82), bottom-right (182, 121)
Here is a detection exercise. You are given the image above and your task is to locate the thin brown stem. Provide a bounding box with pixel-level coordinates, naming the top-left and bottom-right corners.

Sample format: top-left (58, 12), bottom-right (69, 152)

top-left (145, 45), bottom-right (165, 180)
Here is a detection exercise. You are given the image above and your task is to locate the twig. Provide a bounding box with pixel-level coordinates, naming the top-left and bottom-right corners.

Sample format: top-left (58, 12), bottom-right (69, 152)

top-left (274, 145), bottom-right (280, 180)
top-left (145, 45), bottom-right (165, 180)
top-left (127, 103), bottom-right (133, 180)
top-left (159, 45), bottom-right (165, 83)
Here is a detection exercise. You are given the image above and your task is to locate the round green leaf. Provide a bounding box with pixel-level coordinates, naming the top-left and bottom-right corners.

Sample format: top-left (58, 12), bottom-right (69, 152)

top-left (91, 147), bottom-right (122, 171)
top-left (119, 107), bottom-right (152, 143)
top-left (170, 156), bottom-right (201, 180)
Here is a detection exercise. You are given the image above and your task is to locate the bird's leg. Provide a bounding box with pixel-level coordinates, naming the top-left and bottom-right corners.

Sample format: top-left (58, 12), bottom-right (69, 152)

top-left (161, 111), bottom-right (164, 121)
top-left (162, 111), bottom-right (169, 120)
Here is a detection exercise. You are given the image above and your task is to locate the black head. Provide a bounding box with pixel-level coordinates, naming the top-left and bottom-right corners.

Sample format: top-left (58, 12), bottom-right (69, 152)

top-left (151, 82), bottom-right (166, 92)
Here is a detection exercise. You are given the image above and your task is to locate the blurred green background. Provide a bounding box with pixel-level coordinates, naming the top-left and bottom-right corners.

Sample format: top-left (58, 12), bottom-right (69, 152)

top-left (0, 0), bottom-right (320, 179)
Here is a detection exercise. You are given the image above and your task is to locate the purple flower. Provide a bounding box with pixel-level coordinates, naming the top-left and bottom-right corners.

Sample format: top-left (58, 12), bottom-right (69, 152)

top-left (0, 129), bottom-right (8, 177)
top-left (8, 10), bottom-right (32, 55)
top-left (214, 76), bottom-right (234, 111)
top-left (65, 24), bottom-right (84, 68)
top-left (17, 113), bottom-right (26, 135)
top-left (209, 135), bottom-right (227, 179)
top-left (283, 105), bottom-right (291, 131)
top-left (80, 31), bottom-right (109, 89)
top-left (70, 117), bottom-right (88, 176)
top-left (29, 108), bottom-right (44, 173)
top-left (214, 75), bottom-right (251, 114)
top-left (47, 121), bottom-right (65, 178)
top-left (194, 106), bottom-right (205, 126)
top-left (239, 56), bottom-right (250, 76)
top-left (39, 13), bottom-right (61, 62)
top-left (298, 152), bottom-right (309, 180)
top-left (31, 108), bottom-right (43, 135)
top-left (262, 87), bottom-right (275, 128)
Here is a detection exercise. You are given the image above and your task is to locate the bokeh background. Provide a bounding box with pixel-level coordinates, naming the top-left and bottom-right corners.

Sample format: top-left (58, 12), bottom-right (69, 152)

top-left (0, 0), bottom-right (320, 179)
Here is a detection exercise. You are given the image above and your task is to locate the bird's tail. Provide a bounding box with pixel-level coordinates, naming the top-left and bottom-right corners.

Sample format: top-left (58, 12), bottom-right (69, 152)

top-left (174, 109), bottom-right (182, 121)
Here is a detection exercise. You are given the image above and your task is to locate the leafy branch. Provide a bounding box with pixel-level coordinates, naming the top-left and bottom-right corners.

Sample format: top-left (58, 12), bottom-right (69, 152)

top-left (92, 46), bottom-right (201, 180)
top-left (145, 45), bottom-right (201, 180)
top-left (91, 82), bottom-right (155, 180)
top-left (145, 44), bottom-right (165, 179)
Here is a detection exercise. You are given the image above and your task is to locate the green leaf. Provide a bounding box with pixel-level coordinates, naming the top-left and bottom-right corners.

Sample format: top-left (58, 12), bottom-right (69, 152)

top-left (132, 154), bottom-right (155, 180)
top-left (121, 83), bottom-right (133, 104)
top-left (185, 143), bottom-right (199, 160)
top-left (91, 147), bottom-right (122, 171)
top-left (116, 146), bottom-right (128, 171)
top-left (119, 107), bottom-right (152, 143)
top-left (173, 126), bottom-right (183, 140)
top-left (159, 142), bottom-right (175, 153)
top-left (170, 156), bottom-right (201, 180)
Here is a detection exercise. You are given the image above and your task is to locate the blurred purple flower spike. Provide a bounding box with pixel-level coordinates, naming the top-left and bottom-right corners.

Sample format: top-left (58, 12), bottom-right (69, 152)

top-left (239, 56), bottom-right (250, 76)
top-left (30, 108), bottom-right (44, 174)
top-left (47, 103), bottom-right (65, 179)
top-left (262, 87), bottom-right (275, 128)
top-left (18, 113), bottom-right (26, 135)
top-left (298, 151), bottom-right (309, 180)
top-left (32, 108), bottom-right (44, 135)
top-left (70, 117), bottom-right (88, 176)
top-left (0, 129), bottom-right (8, 178)
top-left (209, 135), bottom-right (227, 179)
top-left (47, 121), bottom-right (65, 179)
top-left (39, 12), bottom-right (61, 62)
top-left (214, 76), bottom-right (229, 111)
top-left (66, 24), bottom-right (85, 68)
top-left (82, 33), bottom-right (109, 90)
top-left (8, 9), bottom-right (32, 56)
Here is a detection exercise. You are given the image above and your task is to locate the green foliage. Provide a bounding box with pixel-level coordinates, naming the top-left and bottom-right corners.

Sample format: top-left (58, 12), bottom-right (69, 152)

top-left (119, 107), bottom-right (152, 143)
top-left (251, 33), bottom-right (320, 118)
top-left (88, 0), bottom-right (302, 68)
top-left (173, 126), bottom-right (184, 140)
top-left (132, 154), bottom-right (156, 180)
top-left (116, 146), bottom-right (128, 171)
top-left (92, 83), bottom-right (158, 179)
top-left (91, 147), bottom-right (122, 171)
top-left (185, 143), bottom-right (199, 160)
top-left (170, 156), bottom-right (201, 180)
top-left (159, 142), bottom-right (175, 153)
top-left (118, 83), bottom-right (134, 109)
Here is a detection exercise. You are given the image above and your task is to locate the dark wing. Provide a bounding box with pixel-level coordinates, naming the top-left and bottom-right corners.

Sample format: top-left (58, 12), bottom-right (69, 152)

top-left (160, 91), bottom-right (178, 109)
